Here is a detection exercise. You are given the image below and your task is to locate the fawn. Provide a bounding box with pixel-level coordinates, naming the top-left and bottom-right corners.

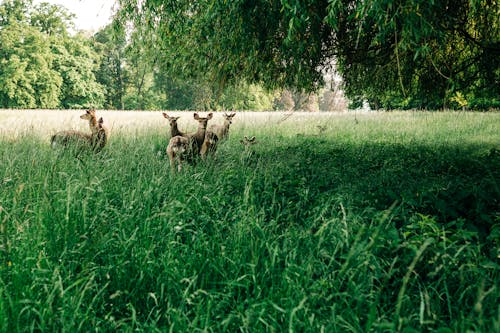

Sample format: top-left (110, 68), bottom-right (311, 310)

top-left (167, 135), bottom-right (190, 172)
top-left (239, 136), bottom-right (258, 161)
top-left (200, 131), bottom-right (219, 160)
top-left (162, 113), bottom-right (185, 137)
top-left (208, 112), bottom-right (236, 141)
top-left (240, 136), bottom-right (257, 146)
top-left (51, 110), bottom-right (109, 153)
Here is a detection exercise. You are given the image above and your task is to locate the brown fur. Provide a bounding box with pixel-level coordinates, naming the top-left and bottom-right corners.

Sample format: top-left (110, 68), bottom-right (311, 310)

top-left (208, 112), bottom-right (236, 140)
top-left (239, 136), bottom-right (257, 146)
top-left (200, 131), bottom-right (219, 160)
top-left (51, 110), bottom-right (109, 153)
top-left (185, 112), bottom-right (213, 156)
top-left (162, 113), bottom-right (185, 137)
top-left (167, 135), bottom-right (189, 172)
top-left (239, 136), bottom-right (258, 161)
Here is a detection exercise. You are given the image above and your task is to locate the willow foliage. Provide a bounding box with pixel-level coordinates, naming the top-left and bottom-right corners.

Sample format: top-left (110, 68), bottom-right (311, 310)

top-left (118, 0), bottom-right (499, 109)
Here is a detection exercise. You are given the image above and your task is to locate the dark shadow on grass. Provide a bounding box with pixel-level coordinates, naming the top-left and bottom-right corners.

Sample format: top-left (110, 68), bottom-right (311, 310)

top-left (247, 138), bottom-right (499, 238)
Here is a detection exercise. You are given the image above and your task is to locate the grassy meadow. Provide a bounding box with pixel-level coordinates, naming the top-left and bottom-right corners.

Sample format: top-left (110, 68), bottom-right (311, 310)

top-left (0, 110), bottom-right (499, 332)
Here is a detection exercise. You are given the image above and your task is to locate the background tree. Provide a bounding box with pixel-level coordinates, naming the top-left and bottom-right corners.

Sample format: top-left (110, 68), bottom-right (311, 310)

top-left (51, 34), bottom-right (105, 109)
top-left (0, 0), bottom-right (104, 109)
top-left (93, 22), bottom-right (127, 109)
top-left (0, 23), bottom-right (62, 108)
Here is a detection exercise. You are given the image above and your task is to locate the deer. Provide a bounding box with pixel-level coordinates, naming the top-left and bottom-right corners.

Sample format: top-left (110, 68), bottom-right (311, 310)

top-left (186, 112), bottom-right (213, 156)
top-left (240, 136), bottom-right (257, 146)
top-left (200, 131), bottom-right (219, 160)
top-left (166, 135), bottom-right (190, 172)
top-left (208, 112), bottom-right (236, 141)
top-left (199, 111), bottom-right (235, 159)
top-left (240, 135), bottom-right (258, 162)
top-left (50, 110), bottom-right (109, 153)
top-left (162, 113), bottom-right (185, 137)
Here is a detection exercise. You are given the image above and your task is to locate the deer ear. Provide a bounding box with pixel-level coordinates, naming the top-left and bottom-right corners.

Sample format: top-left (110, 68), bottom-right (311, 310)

top-left (207, 113), bottom-right (213, 119)
top-left (162, 112), bottom-right (169, 119)
top-left (230, 112), bottom-right (236, 117)
top-left (193, 113), bottom-right (199, 120)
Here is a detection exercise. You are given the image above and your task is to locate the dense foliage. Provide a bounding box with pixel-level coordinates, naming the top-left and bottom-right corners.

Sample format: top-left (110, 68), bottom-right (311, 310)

top-left (1, 0), bottom-right (497, 110)
top-left (0, 0), bottom-right (104, 109)
top-left (118, 0), bottom-right (500, 110)
top-left (0, 111), bottom-right (499, 331)
top-left (0, 0), bottom-right (284, 110)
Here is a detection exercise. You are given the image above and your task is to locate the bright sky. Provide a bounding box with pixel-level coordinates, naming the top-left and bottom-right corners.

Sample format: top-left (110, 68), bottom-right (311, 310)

top-left (33, 0), bottom-right (117, 32)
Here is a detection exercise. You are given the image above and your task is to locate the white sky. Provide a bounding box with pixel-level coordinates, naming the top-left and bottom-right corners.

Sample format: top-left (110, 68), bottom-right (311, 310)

top-left (33, 0), bottom-right (117, 32)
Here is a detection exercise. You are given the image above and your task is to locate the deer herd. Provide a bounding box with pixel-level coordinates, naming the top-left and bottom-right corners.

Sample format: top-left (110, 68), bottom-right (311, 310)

top-left (51, 110), bottom-right (255, 172)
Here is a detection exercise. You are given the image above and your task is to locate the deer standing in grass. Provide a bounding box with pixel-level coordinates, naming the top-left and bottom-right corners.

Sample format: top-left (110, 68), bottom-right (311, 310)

top-left (51, 110), bottom-right (109, 153)
top-left (162, 113), bottom-right (185, 137)
top-left (208, 112), bottom-right (236, 141)
top-left (167, 135), bottom-right (190, 172)
top-left (200, 131), bottom-right (219, 160)
top-left (186, 112), bottom-right (213, 156)
top-left (240, 136), bottom-right (258, 162)
top-left (201, 112), bottom-right (236, 159)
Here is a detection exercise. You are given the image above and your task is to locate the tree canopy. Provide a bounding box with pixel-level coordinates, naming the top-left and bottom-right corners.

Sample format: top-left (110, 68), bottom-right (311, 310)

top-left (118, 0), bottom-right (500, 109)
top-left (1, 0), bottom-right (497, 110)
top-left (0, 0), bottom-right (104, 109)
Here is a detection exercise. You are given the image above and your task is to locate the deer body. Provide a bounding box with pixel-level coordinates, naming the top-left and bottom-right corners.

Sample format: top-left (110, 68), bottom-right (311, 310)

top-left (200, 131), bottom-right (219, 160)
top-left (51, 110), bottom-right (108, 153)
top-left (208, 112), bottom-right (236, 141)
top-left (186, 112), bottom-right (213, 156)
top-left (167, 135), bottom-right (190, 172)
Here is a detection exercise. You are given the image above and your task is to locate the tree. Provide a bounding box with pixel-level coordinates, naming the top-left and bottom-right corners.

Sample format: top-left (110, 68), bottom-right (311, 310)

top-left (30, 1), bottom-right (75, 36)
top-left (117, 0), bottom-right (500, 109)
top-left (0, 23), bottom-right (62, 108)
top-left (0, 0), bottom-right (104, 109)
top-left (51, 33), bottom-right (105, 109)
top-left (93, 22), bottom-right (127, 109)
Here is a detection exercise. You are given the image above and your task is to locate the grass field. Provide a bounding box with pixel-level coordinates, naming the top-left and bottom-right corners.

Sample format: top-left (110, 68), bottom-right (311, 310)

top-left (0, 110), bottom-right (499, 332)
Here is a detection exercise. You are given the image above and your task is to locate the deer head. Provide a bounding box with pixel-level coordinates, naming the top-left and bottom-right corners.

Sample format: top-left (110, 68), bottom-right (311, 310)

top-left (240, 136), bottom-right (257, 146)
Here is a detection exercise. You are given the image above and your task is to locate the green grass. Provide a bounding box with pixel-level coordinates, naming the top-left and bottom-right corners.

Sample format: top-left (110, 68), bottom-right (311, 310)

top-left (0, 111), bottom-right (499, 332)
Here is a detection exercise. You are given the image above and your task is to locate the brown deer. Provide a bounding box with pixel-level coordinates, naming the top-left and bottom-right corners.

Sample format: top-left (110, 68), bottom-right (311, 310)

top-left (167, 135), bottom-right (190, 172)
top-left (239, 136), bottom-right (257, 146)
top-left (51, 110), bottom-right (109, 153)
top-left (162, 113), bottom-right (185, 137)
top-left (239, 135), bottom-right (258, 162)
top-left (208, 112), bottom-right (236, 140)
top-left (186, 112), bottom-right (213, 156)
top-left (200, 131), bottom-right (219, 160)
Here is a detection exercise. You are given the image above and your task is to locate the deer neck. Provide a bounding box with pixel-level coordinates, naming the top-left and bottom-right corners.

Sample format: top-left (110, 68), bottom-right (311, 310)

top-left (88, 117), bottom-right (99, 134)
top-left (195, 123), bottom-right (207, 142)
top-left (171, 123), bottom-right (182, 137)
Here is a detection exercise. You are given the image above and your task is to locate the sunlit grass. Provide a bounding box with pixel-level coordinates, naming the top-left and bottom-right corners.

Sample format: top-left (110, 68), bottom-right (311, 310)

top-left (0, 110), bottom-right (499, 332)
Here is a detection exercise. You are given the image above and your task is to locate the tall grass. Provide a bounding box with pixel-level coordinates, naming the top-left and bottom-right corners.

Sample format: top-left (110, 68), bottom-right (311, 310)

top-left (0, 110), bottom-right (499, 332)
